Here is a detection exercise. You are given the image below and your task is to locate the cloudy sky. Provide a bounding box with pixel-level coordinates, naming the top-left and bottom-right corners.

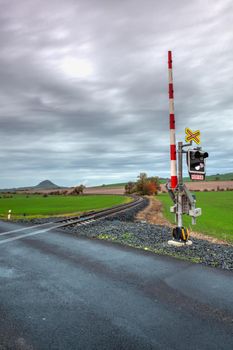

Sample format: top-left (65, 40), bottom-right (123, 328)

top-left (0, 0), bottom-right (232, 187)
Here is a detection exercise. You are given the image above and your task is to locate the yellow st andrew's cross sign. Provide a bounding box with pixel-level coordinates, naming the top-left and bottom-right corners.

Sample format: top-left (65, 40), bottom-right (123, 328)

top-left (185, 127), bottom-right (201, 144)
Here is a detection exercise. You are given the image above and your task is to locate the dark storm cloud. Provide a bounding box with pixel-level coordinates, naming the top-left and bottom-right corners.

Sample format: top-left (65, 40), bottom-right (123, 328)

top-left (0, 0), bottom-right (232, 187)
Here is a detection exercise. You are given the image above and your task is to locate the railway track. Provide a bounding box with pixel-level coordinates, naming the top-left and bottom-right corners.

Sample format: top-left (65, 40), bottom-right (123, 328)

top-left (55, 196), bottom-right (144, 228)
top-left (0, 196), bottom-right (146, 245)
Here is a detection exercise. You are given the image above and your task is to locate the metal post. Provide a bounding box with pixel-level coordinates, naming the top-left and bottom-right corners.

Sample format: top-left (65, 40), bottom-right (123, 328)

top-left (177, 142), bottom-right (183, 228)
top-left (178, 142), bottom-right (183, 186)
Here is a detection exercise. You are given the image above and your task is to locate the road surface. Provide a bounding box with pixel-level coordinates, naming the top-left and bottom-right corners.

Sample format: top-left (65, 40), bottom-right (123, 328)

top-left (0, 220), bottom-right (232, 349)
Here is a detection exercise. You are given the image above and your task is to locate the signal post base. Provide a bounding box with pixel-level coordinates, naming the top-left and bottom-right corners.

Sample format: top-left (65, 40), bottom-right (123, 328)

top-left (167, 226), bottom-right (193, 246)
top-left (168, 239), bottom-right (193, 247)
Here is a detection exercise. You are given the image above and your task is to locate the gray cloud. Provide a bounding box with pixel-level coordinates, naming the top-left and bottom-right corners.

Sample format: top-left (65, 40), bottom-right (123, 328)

top-left (0, 0), bottom-right (232, 187)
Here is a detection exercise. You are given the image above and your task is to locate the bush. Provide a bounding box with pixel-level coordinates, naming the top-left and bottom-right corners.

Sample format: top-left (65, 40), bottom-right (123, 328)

top-left (125, 173), bottom-right (161, 195)
top-left (70, 185), bottom-right (85, 195)
top-left (143, 181), bottom-right (158, 195)
top-left (50, 191), bottom-right (60, 195)
top-left (125, 182), bottom-right (136, 194)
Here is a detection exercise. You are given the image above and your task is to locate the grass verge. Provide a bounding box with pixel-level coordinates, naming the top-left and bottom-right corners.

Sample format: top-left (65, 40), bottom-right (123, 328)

top-left (97, 233), bottom-right (204, 265)
top-left (157, 192), bottom-right (233, 243)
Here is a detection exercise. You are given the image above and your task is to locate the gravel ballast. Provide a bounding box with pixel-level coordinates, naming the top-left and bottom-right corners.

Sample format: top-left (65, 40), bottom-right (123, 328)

top-left (59, 203), bottom-right (233, 271)
top-left (16, 198), bottom-right (233, 271)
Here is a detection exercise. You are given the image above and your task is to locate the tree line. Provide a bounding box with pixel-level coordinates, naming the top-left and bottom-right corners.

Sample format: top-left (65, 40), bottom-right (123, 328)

top-left (125, 173), bottom-right (161, 195)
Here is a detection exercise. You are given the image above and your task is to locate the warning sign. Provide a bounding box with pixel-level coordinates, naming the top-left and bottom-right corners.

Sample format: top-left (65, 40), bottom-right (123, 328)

top-left (190, 173), bottom-right (205, 181)
top-left (185, 128), bottom-right (201, 144)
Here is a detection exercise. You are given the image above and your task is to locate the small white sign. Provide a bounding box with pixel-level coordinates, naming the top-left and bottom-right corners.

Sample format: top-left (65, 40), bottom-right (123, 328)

top-left (190, 173), bottom-right (205, 181)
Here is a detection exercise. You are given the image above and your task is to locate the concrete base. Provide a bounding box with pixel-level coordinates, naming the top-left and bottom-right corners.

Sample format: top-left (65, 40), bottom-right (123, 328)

top-left (168, 239), bottom-right (193, 247)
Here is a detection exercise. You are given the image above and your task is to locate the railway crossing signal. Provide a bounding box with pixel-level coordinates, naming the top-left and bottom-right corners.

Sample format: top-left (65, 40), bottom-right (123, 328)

top-left (166, 51), bottom-right (209, 245)
top-left (187, 149), bottom-right (209, 181)
top-left (167, 141), bottom-right (208, 245)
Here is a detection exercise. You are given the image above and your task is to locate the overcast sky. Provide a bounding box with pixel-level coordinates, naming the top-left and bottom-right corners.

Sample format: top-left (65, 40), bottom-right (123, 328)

top-left (0, 0), bottom-right (232, 187)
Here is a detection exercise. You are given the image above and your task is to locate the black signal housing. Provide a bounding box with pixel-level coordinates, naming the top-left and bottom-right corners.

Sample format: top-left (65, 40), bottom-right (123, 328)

top-left (187, 149), bottom-right (208, 180)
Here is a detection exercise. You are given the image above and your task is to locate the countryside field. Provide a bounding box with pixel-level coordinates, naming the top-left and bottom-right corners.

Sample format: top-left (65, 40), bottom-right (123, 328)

top-left (158, 191), bottom-right (233, 243)
top-left (0, 194), bottom-right (130, 219)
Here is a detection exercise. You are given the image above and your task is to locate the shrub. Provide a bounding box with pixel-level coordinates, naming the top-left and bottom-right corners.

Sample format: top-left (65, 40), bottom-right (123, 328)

top-left (143, 181), bottom-right (158, 195)
top-left (50, 191), bottom-right (60, 195)
top-left (127, 173), bottom-right (161, 195)
top-left (125, 182), bottom-right (136, 194)
top-left (60, 190), bottom-right (68, 195)
top-left (70, 185), bottom-right (85, 195)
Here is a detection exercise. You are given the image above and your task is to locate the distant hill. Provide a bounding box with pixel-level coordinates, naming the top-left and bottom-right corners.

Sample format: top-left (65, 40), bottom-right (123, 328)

top-left (96, 173), bottom-right (233, 188)
top-left (97, 182), bottom-right (127, 189)
top-left (34, 180), bottom-right (60, 189)
top-left (0, 179), bottom-right (64, 192)
top-left (159, 173), bottom-right (233, 184)
top-left (181, 172), bottom-right (233, 183)
top-left (204, 172), bottom-right (233, 181)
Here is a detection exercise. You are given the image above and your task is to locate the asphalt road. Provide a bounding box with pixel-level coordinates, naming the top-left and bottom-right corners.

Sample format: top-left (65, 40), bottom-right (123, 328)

top-left (0, 220), bottom-right (233, 350)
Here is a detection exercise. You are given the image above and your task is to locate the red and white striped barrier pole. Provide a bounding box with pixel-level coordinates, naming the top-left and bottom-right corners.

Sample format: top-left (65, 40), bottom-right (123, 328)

top-left (167, 51), bottom-right (194, 245)
top-left (168, 50), bottom-right (178, 189)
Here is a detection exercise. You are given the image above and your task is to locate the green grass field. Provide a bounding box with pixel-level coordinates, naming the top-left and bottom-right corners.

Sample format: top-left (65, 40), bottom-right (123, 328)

top-left (0, 194), bottom-right (130, 219)
top-left (158, 192), bottom-right (233, 243)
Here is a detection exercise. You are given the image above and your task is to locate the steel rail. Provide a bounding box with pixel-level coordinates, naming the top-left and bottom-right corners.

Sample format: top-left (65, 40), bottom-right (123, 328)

top-left (55, 196), bottom-right (144, 228)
